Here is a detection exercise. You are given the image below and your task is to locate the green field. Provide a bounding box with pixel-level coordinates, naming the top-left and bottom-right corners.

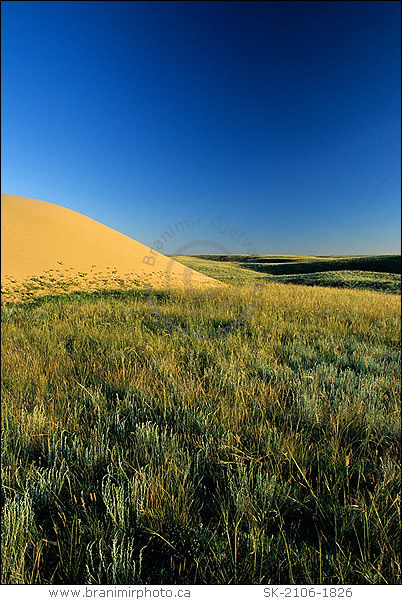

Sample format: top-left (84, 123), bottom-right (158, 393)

top-left (170, 254), bottom-right (401, 294)
top-left (1, 258), bottom-right (401, 584)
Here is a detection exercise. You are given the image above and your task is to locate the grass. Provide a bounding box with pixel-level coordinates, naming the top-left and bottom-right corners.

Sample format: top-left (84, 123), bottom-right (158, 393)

top-left (175, 254), bottom-right (401, 274)
top-left (1, 276), bottom-right (401, 584)
top-left (1, 269), bottom-right (145, 305)
top-left (171, 254), bottom-right (401, 294)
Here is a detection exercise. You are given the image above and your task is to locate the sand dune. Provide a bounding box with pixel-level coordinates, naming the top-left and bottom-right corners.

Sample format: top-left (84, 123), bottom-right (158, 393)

top-left (1, 194), bottom-right (220, 300)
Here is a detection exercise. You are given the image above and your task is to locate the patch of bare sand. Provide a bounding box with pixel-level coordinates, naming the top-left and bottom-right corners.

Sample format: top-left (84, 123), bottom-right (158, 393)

top-left (1, 194), bottom-right (221, 302)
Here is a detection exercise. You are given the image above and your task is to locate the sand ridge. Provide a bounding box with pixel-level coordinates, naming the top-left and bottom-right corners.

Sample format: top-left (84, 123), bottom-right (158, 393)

top-left (1, 194), bottom-right (221, 300)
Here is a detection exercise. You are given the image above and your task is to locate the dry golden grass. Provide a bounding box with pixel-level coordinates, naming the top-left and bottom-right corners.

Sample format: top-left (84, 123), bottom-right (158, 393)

top-left (2, 281), bottom-right (400, 584)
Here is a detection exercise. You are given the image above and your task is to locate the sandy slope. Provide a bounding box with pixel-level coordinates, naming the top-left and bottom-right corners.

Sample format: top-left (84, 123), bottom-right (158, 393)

top-left (1, 194), bottom-right (220, 298)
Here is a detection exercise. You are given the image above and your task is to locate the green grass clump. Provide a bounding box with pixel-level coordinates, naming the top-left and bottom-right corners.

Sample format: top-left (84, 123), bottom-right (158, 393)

top-left (1, 282), bottom-right (401, 584)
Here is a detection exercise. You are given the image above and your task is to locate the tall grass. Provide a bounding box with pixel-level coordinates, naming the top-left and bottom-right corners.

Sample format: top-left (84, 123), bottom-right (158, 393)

top-left (1, 282), bottom-right (400, 584)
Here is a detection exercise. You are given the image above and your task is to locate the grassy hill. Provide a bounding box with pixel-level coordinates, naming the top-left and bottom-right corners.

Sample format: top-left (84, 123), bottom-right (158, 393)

top-left (179, 254), bottom-right (401, 273)
top-left (171, 254), bottom-right (401, 294)
top-left (2, 281), bottom-right (400, 584)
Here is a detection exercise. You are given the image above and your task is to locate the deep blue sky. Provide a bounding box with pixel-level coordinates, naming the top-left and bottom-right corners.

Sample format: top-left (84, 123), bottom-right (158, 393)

top-left (2, 1), bottom-right (401, 254)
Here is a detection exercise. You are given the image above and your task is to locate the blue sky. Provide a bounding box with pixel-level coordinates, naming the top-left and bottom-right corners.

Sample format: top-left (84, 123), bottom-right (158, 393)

top-left (1, 0), bottom-right (400, 255)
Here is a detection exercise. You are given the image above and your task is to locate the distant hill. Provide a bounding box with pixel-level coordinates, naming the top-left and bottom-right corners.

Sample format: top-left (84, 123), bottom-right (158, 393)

top-left (171, 254), bottom-right (401, 294)
top-left (183, 254), bottom-right (401, 275)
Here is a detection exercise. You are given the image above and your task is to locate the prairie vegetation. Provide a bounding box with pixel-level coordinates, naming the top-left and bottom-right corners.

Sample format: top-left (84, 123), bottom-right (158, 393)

top-left (1, 271), bottom-right (400, 584)
top-left (171, 254), bottom-right (401, 294)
